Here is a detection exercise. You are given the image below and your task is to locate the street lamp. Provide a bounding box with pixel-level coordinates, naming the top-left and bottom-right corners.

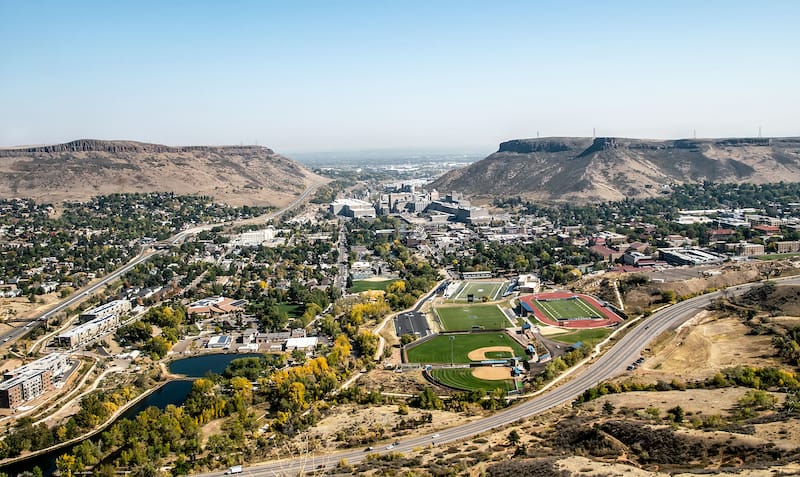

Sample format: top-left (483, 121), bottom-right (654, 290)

top-left (449, 336), bottom-right (455, 367)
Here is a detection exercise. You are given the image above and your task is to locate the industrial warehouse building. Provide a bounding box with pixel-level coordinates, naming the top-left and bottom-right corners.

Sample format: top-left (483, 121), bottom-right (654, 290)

top-left (657, 247), bottom-right (726, 266)
top-left (329, 199), bottom-right (376, 218)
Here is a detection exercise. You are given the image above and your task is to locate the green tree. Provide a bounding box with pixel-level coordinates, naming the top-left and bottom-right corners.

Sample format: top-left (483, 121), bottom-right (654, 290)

top-left (400, 333), bottom-right (417, 346)
top-left (667, 405), bottom-right (684, 423)
top-left (56, 454), bottom-right (76, 477)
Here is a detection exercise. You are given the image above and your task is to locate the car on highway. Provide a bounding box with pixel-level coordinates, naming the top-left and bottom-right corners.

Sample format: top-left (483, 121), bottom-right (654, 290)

top-left (2, 337), bottom-right (9, 343)
top-left (431, 433), bottom-right (440, 438)
top-left (364, 446), bottom-right (374, 452)
top-left (386, 444), bottom-right (394, 450)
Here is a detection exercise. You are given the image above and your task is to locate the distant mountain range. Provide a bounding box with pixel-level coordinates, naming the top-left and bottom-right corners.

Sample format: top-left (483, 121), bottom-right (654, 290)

top-left (0, 139), bottom-right (325, 206)
top-left (430, 137), bottom-right (800, 203)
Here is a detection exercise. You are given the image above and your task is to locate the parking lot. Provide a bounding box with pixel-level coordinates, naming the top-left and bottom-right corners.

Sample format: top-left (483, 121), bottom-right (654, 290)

top-left (394, 311), bottom-right (430, 338)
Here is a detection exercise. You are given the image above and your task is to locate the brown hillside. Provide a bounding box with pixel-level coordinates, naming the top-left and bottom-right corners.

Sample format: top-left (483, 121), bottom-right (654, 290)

top-left (431, 136), bottom-right (800, 203)
top-left (0, 139), bottom-right (327, 206)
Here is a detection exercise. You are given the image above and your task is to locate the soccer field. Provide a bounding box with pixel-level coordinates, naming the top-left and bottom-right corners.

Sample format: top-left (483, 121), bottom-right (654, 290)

top-left (435, 304), bottom-right (509, 331)
top-left (533, 296), bottom-right (603, 321)
top-left (406, 333), bottom-right (526, 364)
top-left (452, 281), bottom-right (506, 302)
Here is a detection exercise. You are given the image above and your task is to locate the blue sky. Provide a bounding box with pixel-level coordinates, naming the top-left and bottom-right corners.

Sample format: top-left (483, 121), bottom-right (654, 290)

top-left (1, 1), bottom-right (798, 152)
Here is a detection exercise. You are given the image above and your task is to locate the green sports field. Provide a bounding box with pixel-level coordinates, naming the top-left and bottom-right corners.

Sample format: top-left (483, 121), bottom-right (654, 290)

top-left (533, 296), bottom-right (603, 321)
top-left (757, 253), bottom-right (800, 261)
top-left (406, 333), bottom-right (526, 364)
top-left (349, 279), bottom-right (395, 293)
top-left (452, 281), bottom-right (506, 302)
top-left (430, 368), bottom-right (515, 392)
top-left (435, 304), bottom-right (509, 331)
top-left (552, 328), bottom-right (613, 347)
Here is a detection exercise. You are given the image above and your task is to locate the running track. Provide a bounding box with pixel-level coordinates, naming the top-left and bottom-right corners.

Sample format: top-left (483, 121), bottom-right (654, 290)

top-left (519, 292), bottom-right (623, 328)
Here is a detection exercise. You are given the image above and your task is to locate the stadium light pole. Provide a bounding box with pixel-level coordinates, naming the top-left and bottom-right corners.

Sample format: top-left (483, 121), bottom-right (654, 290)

top-left (449, 335), bottom-right (454, 367)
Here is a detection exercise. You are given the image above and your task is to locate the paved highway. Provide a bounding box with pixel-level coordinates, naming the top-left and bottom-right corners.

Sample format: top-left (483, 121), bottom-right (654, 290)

top-left (195, 278), bottom-right (796, 476)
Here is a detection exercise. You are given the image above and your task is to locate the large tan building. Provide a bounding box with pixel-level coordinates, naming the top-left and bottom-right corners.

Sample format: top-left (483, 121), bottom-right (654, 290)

top-left (776, 241), bottom-right (800, 253)
top-left (79, 299), bottom-right (131, 323)
top-left (0, 370), bottom-right (54, 409)
top-left (0, 353), bottom-right (68, 409)
top-left (56, 313), bottom-right (120, 348)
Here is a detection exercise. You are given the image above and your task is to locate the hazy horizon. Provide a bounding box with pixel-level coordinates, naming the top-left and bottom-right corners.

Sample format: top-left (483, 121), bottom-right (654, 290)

top-left (3, 1), bottom-right (799, 152)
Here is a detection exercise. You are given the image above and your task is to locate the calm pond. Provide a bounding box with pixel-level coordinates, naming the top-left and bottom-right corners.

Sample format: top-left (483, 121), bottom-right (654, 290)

top-left (1, 352), bottom-right (261, 476)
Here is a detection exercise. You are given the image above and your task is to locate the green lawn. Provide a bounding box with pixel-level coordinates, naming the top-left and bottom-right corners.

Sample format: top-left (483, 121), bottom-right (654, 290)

top-left (406, 333), bottom-right (526, 364)
top-left (757, 253), bottom-right (800, 261)
top-left (533, 297), bottom-right (603, 321)
top-left (350, 279), bottom-right (395, 293)
top-left (435, 304), bottom-right (509, 331)
top-left (430, 368), bottom-right (514, 392)
top-left (277, 303), bottom-right (303, 318)
top-left (452, 281), bottom-right (506, 301)
top-left (552, 328), bottom-right (612, 347)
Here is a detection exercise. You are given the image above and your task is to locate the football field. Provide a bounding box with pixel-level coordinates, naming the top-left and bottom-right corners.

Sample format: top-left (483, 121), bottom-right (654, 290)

top-left (533, 296), bottom-right (603, 321)
top-left (452, 281), bottom-right (506, 302)
top-left (435, 303), bottom-right (510, 331)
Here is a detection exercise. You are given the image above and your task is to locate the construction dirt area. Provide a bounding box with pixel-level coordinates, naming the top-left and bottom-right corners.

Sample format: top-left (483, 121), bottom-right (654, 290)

top-left (359, 368), bottom-right (432, 396)
top-left (628, 310), bottom-right (779, 383)
top-left (281, 403), bottom-right (482, 455)
top-left (0, 295), bottom-right (61, 332)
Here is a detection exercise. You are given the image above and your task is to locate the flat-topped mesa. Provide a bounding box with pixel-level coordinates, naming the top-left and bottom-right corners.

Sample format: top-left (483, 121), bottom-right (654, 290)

top-left (0, 138), bottom-right (323, 206)
top-left (577, 137), bottom-right (621, 157)
top-left (430, 135), bottom-right (800, 204)
top-left (0, 139), bottom-right (273, 156)
top-left (713, 137), bottom-right (772, 147)
top-left (498, 138), bottom-right (588, 154)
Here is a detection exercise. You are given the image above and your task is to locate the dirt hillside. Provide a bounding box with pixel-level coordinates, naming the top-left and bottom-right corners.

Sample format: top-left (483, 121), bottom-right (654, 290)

top-left (431, 136), bottom-right (800, 203)
top-left (0, 139), bottom-right (327, 206)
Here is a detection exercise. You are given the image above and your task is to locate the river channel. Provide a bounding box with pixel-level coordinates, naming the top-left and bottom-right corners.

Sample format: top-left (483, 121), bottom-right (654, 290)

top-left (1, 352), bottom-right (261, 476)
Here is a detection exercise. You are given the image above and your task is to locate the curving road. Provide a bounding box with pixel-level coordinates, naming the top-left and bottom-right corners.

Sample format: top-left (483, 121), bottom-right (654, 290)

top-left (195, 278), bottom-right (797, 476)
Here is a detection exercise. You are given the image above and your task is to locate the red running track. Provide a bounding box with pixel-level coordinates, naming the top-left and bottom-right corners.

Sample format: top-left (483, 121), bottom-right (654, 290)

top-left (518, 292), bottom-right (623, 329)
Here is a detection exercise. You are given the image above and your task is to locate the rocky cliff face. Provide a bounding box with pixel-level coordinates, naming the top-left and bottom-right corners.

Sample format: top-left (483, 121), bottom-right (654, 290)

top-left (430, 137), bottom-right (800, 203)
top-left (0, 139), bottom-right (276, 155)
top-left (0, 139), bottom-right (325, 206)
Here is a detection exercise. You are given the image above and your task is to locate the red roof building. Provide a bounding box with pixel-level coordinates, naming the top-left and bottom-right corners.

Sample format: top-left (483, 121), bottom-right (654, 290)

top-left (753, 225), bottom-right (780, 235)
top-left (709, 229), bottom-right (735, 239)
top-left (590, 244), bottom-right (623, 261)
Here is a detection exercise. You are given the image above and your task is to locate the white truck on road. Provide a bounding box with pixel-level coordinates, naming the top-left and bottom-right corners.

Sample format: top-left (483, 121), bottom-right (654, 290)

top-left (225, 465), bottom-right (242, 474)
